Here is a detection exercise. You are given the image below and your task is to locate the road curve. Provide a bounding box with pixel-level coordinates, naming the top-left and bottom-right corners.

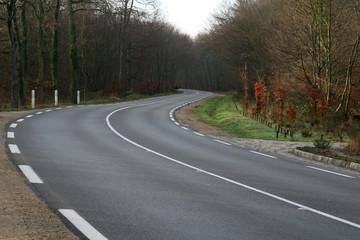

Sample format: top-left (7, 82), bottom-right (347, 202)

top-left (5, 90), bottom-right (360, 240)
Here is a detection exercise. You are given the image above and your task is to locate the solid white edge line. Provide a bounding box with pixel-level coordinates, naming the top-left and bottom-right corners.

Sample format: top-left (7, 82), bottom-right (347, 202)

top-left (250, 150), bottom-right (277, 159)
top-left (10, 123), bottom-right (18, 128)
top-left (59, 209), bottom-right (108, 240)
top-left (106, 103), bottom-right (360, 230)
top-left (7, 132), bottom-right (14, 138)
top-left (8, 144), bottom-right (20, 154)
top-left (307, 166), bottom-right (355, 179)
top-left (194, 132), bottom-right (205, 137)
top-left (18, 165), bottom-right (43, 184)
top-left (214, 139), bottom-right (232, 146)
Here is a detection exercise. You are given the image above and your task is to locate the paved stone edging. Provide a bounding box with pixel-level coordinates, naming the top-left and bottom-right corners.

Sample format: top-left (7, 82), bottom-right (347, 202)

top-left (292, 149), bottom-right (360, 172)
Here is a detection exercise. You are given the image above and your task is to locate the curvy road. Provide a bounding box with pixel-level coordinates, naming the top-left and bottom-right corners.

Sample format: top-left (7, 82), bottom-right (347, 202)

top-left (5, 90), bottom-right (360, 239)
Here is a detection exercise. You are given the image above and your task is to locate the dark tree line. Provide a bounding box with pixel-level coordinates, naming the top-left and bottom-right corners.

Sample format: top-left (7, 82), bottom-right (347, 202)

top-left (0, 0), bottom-right (233, 107)
top-left (2, 0), bottom-right (359, 122)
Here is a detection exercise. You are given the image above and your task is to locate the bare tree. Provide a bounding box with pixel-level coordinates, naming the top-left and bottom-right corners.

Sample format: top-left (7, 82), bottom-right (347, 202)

top-left (0, 0), bottom-right (19, 108)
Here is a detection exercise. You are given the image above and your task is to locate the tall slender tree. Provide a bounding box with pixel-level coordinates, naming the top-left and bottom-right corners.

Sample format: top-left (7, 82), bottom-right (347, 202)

top-left (0, 0), bottom-right (19, 108)
top-left (19, 0), bottom-right (28, 106)
top-left (67, 0), bottom-right (80, 103)
top-left (51, 0), bottom-right (61, 91)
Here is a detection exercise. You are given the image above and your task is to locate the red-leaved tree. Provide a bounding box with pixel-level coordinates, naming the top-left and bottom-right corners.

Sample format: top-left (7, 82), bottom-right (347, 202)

top-left (287, 104), bottom-right (297, 123)
top-left (254, 79), bottom-right (269, 117)
top-left (271, 76), bottom-right (289, 122)
top-left (306, 86), bottom-right (327, 119)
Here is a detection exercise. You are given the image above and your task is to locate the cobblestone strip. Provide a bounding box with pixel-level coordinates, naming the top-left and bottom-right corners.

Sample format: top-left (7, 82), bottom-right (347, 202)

top-left (293, 149), bottom-right (360, 172)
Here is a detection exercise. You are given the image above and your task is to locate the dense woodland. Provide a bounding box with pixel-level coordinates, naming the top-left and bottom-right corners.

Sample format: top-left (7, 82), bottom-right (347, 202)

top-left (1, 0), bottom-right (360, 149)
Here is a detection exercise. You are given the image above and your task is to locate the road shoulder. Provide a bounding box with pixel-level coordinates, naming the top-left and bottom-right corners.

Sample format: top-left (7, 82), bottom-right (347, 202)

top-left (0, 111), bottom-right (79, 239)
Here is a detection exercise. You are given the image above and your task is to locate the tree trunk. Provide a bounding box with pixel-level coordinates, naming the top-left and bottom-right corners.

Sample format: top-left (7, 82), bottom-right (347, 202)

top-left (336, 34), bottom-right (360, 117)
top-left (51, 0), bottom-right (60, 91)
top-left (13, 4), bottom-right (26, 106)
top-left (118, 0), bottom-right (134, 93)
top-left (20, 1), bottom-right (28, 106)
top-left (67, 0), bottom-right (80, 104)
top-left (38, 0), bottom-right (45, 104)
top-left (7, 0), bottom-right (18, 108)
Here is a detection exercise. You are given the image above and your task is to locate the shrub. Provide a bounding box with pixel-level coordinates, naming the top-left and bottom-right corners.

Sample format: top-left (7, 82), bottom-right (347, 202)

top-left (313, 138), bottom-right (331, 149)
top-left (306, 86), bottom-right (327, 119)
top-left (271, 76), bottom-right (289, 122)
top-left (301, 128), bottom-right (312, 138)
top-left (346, 140), bottom-right (360, 154)
top-left (254, 79), bottom-right (269, 117)
top-left (287, 104), bottom-right (297, 123)
top-left (347, 120), bottom-right (360, 153)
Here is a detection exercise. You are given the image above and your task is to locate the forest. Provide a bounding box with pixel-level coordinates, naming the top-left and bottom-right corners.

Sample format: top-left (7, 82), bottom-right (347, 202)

top-left (1, 0), bottom-right (360, 150)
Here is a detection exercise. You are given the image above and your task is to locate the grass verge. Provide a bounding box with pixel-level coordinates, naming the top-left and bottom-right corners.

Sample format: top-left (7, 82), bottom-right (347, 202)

top-left (193, 95), bottom-right (343, 142)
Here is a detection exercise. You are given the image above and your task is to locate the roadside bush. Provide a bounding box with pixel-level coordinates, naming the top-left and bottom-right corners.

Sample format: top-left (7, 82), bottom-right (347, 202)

top-left (321, 110), bottom-right (346, 141)
top-left (346, 120), bottom-right (360, 154)
top-left (86, 91), bottom-right (103, 100)
top-left (346, 140), bottom-right (360, 154)
top-left (313, 138), bottom-right (331, 149)
top-left (301, 128), bottom-right (312, 138)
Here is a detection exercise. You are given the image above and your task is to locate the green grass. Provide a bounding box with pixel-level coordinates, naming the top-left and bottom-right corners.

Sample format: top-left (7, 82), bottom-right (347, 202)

top-left (193, 95), bottom-right (343, 142)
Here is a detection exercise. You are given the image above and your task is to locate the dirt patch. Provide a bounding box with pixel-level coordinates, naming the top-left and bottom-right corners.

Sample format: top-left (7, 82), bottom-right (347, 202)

top-left (0, 111), bottom-right (78, 239)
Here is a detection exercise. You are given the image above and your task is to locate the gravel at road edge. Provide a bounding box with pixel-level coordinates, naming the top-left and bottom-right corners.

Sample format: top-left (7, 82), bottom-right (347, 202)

top-left (0, 111), bottom-right (79, 239)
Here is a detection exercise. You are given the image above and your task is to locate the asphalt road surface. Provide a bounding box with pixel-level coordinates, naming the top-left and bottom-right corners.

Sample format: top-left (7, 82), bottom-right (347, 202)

top-left (5, 90), bottom-right (360, 239)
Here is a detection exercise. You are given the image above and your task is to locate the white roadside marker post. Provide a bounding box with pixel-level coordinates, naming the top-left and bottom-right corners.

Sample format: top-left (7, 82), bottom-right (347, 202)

top-left (31, 90), bottom-right (35, 109)
top-left (77, 90), bottom-right (80, 105)
top-left (55, 90), bottom-right (58, 106)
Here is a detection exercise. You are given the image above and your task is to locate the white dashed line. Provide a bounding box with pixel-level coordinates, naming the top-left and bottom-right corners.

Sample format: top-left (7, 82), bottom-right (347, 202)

top-left (59, 209), bottom-right (108, 240)
top-left (18, 165), bottom-right (44, 184)
top-left (182, 127), bottom-right (189, 130)
top-left (25, 115), bottom-right (33, 118)
top-left (8, 144), bottom-right (20, 154)
top-left (45, 109), bottom-right (52, 112)
top-left (307, 166), bottom-right (355, 179)
top-left (175, 122), bottom-right (180, 125)
top-left (56, 108), bottom-right (62, 110)
top-left (194, 132), bottom-right (205, 137)
top-left (36, 112), bottom-right (43, 115)
top-left (7, 132), bottom-right (14, 138)
top-left (10, 123), bottom-right (17, 128)
top-left (214, 139), bottom-right (232, 146)
top-left (66, 106), bottom-right (73, 108)
top-left (17, 119), bottom-right (24, 122)
top-left (250, 150), bottom-right (277, 159)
